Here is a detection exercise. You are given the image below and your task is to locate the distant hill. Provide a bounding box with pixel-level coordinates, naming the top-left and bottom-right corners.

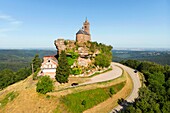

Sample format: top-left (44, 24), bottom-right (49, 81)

top-left (112, 50), bottom-right (170, 65)
top-left (0, 49), bottom-right (56, 71)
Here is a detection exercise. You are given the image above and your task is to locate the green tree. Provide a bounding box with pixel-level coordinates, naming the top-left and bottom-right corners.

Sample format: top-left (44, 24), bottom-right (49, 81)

top-left (95, 53), bottom-right (111, 68)
top-left (55, 51), bottom-right (70, 83)
top-left (36, 76), bottom-right (54, 94)
top-left (32, 54), bottom-right (41, 72)
top-left (15, 67), bottom-right (31, 81)
top-left (0, 69), bottom-right (15, 89)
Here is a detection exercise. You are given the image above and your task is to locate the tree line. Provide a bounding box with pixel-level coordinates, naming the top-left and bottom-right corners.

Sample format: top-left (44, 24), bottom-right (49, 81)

top-left (0, 54), bottom-right (41, 90)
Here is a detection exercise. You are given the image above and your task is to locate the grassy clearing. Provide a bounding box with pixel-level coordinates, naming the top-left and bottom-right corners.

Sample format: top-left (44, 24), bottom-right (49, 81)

top-left (0, 91), bottom-right (19, 108)
top-left (60, 82), bottom-right (125, 113)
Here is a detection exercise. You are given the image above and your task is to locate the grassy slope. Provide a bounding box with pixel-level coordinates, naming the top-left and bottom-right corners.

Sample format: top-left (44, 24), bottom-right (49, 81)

top-left (60, 82), bottom-right (125, 113)
top-left (84, 69), bottom-right (133, 113)
top-left (0, 75), bottom-right (59, 113)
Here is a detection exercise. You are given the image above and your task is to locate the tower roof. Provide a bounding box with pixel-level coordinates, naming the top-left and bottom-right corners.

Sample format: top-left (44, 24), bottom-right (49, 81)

top-left (76, 29), bottom-right (89, 35)
top-left (84, 17), bottom-right (89, 24)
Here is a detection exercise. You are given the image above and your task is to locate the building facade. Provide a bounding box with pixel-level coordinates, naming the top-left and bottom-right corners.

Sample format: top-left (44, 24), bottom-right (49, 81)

top-left (39, 56), bottom-right (58, 78)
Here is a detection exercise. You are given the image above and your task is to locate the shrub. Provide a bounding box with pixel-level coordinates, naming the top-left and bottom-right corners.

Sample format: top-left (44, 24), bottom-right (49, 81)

top-left (81, 100), bottom-right (86, 106)
top-left (70, 68), bottom-right (82, 75)
top-left (36, 76), bottom-right (54, 94)
top-left (0, 91), bottom-right (19, 108)
top-left (67, 57), bottom-right (75, 66)
top-left (109, 87), bottom-right (115, 95)
top-left (46, 95), bottom-right (50, 99)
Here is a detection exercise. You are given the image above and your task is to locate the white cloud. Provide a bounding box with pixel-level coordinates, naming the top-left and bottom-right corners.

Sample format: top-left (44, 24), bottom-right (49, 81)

top-left (10, 21), bottom-right (23, 25)
top-left (0, 15), bottom-right (13, 21)
top-left (0, 13), bottom-right (23, 36)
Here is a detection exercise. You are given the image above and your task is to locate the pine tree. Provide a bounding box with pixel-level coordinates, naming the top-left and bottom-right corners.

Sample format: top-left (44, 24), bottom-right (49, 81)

top-left (32, 54), bottom-right (41, 72)
top-left (55, 51), bottom-right (70, 83)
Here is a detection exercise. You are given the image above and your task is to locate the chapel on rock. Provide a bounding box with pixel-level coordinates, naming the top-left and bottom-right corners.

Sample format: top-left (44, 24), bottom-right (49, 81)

top-left (39, 18), bottom-right (91, 78)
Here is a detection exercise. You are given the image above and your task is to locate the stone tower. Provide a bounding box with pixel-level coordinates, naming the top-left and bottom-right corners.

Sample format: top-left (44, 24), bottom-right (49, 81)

top-left (76, 18), bottom-right (91, 43)
top-left (83, 18), bottom-right (90, 34)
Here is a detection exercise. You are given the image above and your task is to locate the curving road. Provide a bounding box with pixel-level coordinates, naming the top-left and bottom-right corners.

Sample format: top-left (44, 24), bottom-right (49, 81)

top-left (80, 63), bottom-right (122, 85)
top-left (70, 62), bottom-right (141, 113)
top-left (110, 62), bottom-right (141, 113)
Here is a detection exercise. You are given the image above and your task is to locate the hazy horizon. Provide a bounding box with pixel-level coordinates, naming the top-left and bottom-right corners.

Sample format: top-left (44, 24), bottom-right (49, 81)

top-left (0, 47), bottom-right (170, 51)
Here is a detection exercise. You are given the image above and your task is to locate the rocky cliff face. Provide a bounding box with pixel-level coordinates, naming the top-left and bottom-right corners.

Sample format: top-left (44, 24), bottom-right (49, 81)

top-left (54, 38), bottom-right (112, 76)
top-left (54, 39), bottom-right (100, 75)
top-left (54, 39), bottom-right (99, 58)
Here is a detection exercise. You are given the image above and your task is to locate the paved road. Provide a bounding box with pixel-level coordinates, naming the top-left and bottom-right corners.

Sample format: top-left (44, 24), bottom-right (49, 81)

top-left (110, 62), bottom-right (141, 113)
top-left (80, 63), bottom-right (122, 85)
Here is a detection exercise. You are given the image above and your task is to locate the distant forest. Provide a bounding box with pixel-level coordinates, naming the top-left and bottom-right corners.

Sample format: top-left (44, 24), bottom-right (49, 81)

top-left (112, 50), bottom-right (170, 66)
top-left (0, 50), bottom-right (56, 71)
top-left (0, 49), bottom-right (169, 72)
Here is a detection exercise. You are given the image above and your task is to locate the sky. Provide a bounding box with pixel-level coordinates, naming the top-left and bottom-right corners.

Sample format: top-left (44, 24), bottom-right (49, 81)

top-left (0, 0), bottom-right (169, 49)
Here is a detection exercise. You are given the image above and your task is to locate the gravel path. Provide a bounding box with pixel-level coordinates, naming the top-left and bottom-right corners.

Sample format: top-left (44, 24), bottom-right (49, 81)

top-left (110, 62), bottom-right (141, 113)
top-left (80, 63), bottom-right (122, 85)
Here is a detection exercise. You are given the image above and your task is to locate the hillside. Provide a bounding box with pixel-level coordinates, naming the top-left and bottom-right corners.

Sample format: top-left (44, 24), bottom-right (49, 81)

top-left (112, 50), bottom-right (170, 65)
top-left (0, 75), bottom-right (59, 113)
top-left (0, 62), bottom-right (134, 113)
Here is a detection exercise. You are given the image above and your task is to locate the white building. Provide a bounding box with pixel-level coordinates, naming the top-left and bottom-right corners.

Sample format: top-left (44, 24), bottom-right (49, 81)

top-left (39, 56), bottom-right (58, 78)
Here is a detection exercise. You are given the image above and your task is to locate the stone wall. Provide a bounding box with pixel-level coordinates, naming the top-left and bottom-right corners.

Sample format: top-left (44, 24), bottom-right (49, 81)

top-left (76, 34), bottom-right (91, 43)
